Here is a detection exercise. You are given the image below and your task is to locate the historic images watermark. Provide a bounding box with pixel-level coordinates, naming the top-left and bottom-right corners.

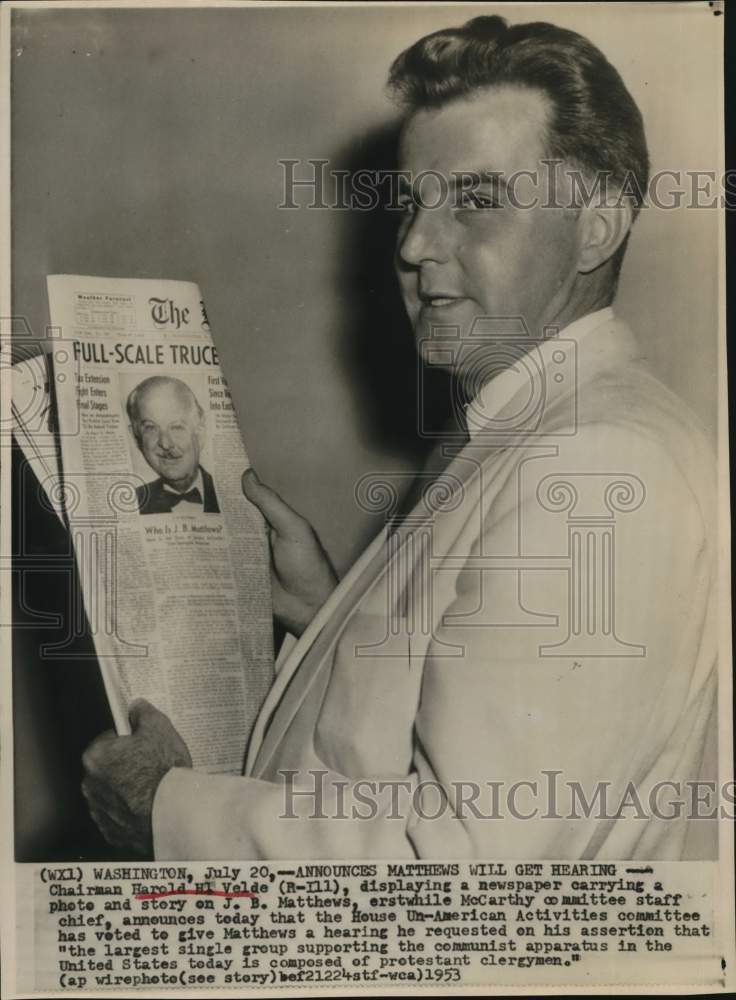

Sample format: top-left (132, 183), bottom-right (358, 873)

top-left (278, 159), bottom-right (735, 212)
top-left (278, 769), bottom-right (735, 823)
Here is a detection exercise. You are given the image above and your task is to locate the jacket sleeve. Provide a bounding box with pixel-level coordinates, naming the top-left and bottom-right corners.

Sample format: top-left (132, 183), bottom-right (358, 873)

top-left (153, 423), bottom-right (711, 859)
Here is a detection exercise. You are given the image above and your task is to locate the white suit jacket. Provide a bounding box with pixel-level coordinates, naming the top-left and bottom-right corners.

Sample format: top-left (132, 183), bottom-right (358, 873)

top-left (153, 311), bottom-right (718, 860)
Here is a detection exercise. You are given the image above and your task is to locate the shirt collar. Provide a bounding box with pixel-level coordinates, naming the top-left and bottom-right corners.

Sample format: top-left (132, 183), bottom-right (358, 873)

top-left (162, 466), bottom-right (204, 501)
top-left (465, 307), bottom-right (615, 439)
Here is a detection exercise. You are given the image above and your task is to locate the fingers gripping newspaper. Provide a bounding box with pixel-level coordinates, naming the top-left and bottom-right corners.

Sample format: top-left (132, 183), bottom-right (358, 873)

top-left (44, 275), bottom-right (274, 772)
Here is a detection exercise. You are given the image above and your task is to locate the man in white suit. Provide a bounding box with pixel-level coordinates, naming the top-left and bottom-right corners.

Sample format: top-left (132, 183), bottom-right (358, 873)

top-left (82, 16), bottom-right (717, 860)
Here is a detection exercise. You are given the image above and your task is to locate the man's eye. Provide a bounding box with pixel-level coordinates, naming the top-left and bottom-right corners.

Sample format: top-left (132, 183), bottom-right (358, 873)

top-left (458, 190), bottom-right (500, 210)
top-left (397, 197), bottom-right (416, 215)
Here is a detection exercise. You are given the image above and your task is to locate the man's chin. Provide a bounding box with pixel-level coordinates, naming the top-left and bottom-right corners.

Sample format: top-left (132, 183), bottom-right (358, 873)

top-left (413, 322), bottom-right (480, 367)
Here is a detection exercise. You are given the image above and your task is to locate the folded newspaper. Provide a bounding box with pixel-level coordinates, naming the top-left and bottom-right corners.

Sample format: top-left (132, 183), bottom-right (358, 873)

top-left (13, 275), bottom-right (274, 773)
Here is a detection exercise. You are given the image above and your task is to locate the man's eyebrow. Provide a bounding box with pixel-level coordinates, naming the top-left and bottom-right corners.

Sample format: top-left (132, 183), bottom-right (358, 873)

top-left (397, 168), bottom-right (509, 201)
top-left (449, 168), bottom-right (509, 193)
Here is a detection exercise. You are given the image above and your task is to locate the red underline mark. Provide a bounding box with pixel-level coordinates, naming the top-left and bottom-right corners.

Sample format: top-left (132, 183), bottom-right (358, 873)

top-left (134, 889), bottom-right (257, 901)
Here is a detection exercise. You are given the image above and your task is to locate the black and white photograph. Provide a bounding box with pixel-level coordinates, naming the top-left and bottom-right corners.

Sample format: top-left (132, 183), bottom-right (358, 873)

top-left (2, 1), bottom-right (732, 995)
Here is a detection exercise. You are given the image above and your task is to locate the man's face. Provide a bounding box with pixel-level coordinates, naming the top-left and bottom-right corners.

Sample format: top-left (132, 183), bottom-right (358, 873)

top-left (134, 383), bottom-right (203, 491)
top-left (396, 85), bottom-right (583, 379)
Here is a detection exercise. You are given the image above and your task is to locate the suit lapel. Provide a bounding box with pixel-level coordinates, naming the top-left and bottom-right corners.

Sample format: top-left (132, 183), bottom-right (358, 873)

top-left (201, 467), bottom-right (219, 513)
top-left (247, 525), bottom-right (390, 774)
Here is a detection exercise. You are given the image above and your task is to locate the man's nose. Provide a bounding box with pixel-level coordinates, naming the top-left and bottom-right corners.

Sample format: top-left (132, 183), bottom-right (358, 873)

top-left (397, 205), bottom-right (453, 268)
top-left (158, 428), bottom-right (174, 451)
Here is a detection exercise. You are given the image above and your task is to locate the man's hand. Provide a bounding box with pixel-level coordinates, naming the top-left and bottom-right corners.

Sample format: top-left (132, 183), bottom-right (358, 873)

top-left (82, 699), bottom-right (192, 857)
top-left (242, 468), bottom-right (338, 637)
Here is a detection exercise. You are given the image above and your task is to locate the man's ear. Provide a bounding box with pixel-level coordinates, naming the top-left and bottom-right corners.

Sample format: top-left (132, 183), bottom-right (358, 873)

top-left (577, 202), bottom-right (633, 274)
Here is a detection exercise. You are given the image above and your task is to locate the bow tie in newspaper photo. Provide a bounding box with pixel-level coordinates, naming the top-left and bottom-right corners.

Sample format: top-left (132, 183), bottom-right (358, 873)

top-left (163, 486), bottom-right (202, 509)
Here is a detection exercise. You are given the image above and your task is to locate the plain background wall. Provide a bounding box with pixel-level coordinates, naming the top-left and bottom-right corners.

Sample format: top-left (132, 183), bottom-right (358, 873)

top-left (12, 2), bottom-right (722, 571)
top-left (10, 3), bottom-right (722, 859)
